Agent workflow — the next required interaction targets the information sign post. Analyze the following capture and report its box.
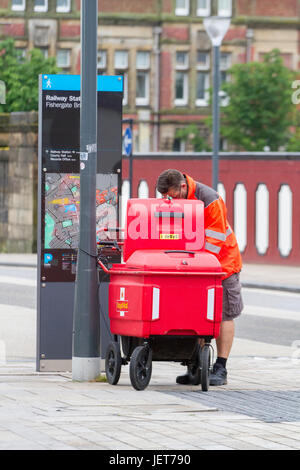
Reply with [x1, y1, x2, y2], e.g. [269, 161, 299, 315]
[37, 74, 123, 372]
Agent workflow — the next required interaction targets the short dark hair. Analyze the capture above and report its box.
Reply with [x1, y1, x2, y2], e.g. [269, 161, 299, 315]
[156, 169, 185, 194]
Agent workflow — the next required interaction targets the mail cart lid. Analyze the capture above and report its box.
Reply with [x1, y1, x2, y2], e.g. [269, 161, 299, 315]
[125, 249, 222, 273]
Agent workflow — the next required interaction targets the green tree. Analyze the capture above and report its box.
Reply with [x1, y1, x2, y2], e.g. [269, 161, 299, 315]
[286, 107, 300, 151]
[175, 123, 210, 151]
[0, 38, 59, 113]
[221, 50, 295, 151]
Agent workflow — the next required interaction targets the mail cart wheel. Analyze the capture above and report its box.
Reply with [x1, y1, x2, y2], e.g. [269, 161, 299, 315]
[105, 341, 122, 385]
[201, 344, 211, 392]
[129, 345, 152, 391]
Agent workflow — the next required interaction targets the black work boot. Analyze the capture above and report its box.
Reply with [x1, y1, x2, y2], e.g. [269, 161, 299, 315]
[209, 362, 228, 386]
[176, 373, 192, 385]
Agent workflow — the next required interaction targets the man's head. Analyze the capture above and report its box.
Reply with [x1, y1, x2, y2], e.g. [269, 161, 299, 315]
[156, 169, 188, 199]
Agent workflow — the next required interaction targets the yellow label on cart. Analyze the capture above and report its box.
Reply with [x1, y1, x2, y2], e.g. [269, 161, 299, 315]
[116, 301, 128, 311]
[160, 234, 180, 240]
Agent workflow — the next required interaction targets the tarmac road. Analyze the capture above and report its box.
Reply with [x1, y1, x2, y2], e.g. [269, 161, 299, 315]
[0, 265, 299, 358]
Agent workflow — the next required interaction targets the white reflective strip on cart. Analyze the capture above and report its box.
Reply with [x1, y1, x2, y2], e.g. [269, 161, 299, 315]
[120, 288, 125, 300]
[152, 288, 160, 320]
[207, 288, 215, 321]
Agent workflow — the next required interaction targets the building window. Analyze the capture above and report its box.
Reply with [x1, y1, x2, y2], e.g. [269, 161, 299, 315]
[175, 51, 189, 106]
[136, 51, 150, 106]
[196, 50, 210, 106]
[114, 50, 128, 70]
[175, 72, 188, 105]
[173, 136, 186, 152]
[12, 0, 26, 11]
[196, 72, 209, 106]
[34, 0, 48, 12]
[56, 0, 71, 12]
[176, 51, 189, 70]
[220, 52, 231, 83]
[57, 49, 71, 69]
[136, 51, 150, 70]
[97, 50, 107, 74]
[114, 50, 128, 106]
[197, 0, 211, 17]
[218, 0, 232, 17]
[197, 51, 210, 70]
[175, 0, 189, 16]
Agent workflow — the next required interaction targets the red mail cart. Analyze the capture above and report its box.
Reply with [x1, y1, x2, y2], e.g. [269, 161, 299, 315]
[97, 197, 223, 391]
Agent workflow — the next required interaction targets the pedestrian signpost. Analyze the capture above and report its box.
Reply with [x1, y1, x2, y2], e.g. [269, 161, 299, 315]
[123, 120, 133, 197]
[123, 127, 133, 157]
[37, 74, 123, 372]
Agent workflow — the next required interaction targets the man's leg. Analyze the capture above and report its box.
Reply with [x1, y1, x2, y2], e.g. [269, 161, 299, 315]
[177, 271, 243, 386]
[209, 320, 235, 386]
[216, 319, 235, 359]
[209, 272, 243, 386]
[201, 321, 234, 387]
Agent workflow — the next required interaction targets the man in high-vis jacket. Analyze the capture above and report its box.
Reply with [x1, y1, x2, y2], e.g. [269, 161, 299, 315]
[156, 169, 244, 386]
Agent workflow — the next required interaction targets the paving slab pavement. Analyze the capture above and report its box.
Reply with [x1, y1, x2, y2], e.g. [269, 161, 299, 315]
[0, 336, 300, 450]
[1, 253, 300, 450]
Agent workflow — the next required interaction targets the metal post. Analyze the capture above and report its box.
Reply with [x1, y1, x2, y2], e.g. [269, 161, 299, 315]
[129, 119, 133, 198]
[212, 45, 220, 191]
[72, 0, 100, 381]
[122, 118, 133, 198]
[153, 26, 162, 152]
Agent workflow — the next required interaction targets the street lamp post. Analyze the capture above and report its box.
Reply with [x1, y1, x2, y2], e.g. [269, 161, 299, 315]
[72, 0, 100, 381]
[204, 16, 231, 191]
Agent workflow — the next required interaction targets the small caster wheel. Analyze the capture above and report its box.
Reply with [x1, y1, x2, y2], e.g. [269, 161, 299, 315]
[105, 341, 122, 385]
[201, 344, 211, 392]
[129, 345, 152, 391]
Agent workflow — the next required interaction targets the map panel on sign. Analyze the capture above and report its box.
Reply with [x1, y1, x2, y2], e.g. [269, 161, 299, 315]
[44, 173, 118, 249]
[45, 173, 80, 249]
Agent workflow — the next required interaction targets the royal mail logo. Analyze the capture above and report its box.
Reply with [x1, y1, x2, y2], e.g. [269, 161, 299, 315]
[117, 287, 128, 316]
[116, 301, 128, 311]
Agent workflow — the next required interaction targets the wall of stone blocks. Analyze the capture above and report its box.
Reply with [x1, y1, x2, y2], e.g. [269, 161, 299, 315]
[0, 112, 38, 253]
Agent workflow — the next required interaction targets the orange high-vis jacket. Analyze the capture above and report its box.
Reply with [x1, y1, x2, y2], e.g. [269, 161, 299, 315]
[184, 174, 242, 279]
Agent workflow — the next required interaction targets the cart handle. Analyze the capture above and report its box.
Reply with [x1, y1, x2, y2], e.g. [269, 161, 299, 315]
[98, 227, 124, 232]
[97, 240, 124, 247]
[97, 259, 224, 277]
[164, 250, 196, 255]
[97, 240, 124, 254]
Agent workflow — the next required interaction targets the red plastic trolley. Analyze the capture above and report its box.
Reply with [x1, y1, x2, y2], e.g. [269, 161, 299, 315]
[98, 197, 224, 391]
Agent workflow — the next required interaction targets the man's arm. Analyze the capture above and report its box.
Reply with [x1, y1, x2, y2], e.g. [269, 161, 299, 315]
[204, 198, 228, 256]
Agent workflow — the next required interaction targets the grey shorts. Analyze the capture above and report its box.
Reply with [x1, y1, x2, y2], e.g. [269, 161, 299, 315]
[222, 272, 244, 321]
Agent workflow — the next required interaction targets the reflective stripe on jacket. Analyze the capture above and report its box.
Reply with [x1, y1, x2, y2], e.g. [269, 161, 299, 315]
[184, 174, 242, 279]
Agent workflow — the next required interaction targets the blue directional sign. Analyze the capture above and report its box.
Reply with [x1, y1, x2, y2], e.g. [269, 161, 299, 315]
[123, 127, 133, 157]
[42, 74, 123, 92]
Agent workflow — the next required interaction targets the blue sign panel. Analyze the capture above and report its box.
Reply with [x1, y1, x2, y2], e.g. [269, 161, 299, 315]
[123, 127, 133, 157]
[42, 74, 123, 92]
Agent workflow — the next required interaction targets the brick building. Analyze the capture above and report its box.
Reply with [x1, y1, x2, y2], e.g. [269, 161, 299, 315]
[1, 0, 300, 152]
